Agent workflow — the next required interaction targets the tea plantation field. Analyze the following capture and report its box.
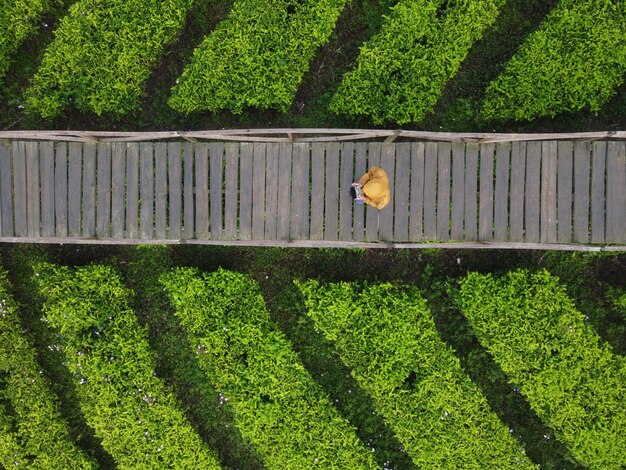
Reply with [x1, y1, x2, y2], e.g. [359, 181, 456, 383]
[1, 245, 625, 469]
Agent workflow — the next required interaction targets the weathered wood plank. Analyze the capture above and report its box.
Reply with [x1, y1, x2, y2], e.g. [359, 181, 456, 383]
[556, 141, 573, 243]
[590, 142, 606, 244]
[606, 141, 626, 243]
[110, 143, 126, 238]
[450, 142, 465, 241]
[139, 142, 154, 240]
[0, 143, 13, 236]
[25, 142, 40, 237]
[365, 142, 381, 241]
[167, 142, 182, 239]
[154, 143, 167, 240]
[573, 141, 590, 243]
[525, 141, 541, 243]
[291, 143, 310, 239]
[478, 143, 494, 241]
[540, 141, 557, 244]
[409, 143, 425, 242]
[209, 142, 224, 240]
[252, 143, 266, 240]
[393, 143, 410, 241]
[276, 143, 292, 240]
[125, 143, 140, 239]
[39, 142, 55, 238]
[324, 143, 340, 240]
[194, 143, 209, 239]
[494, 142, 510, 242]
[224, 143, 239, 239]
[508, 142, 525, 243]
[12, 142, 27, 237]
[96, 143, 112, 237]
[82, 143, 96, 237]
[183, 142, 194, 239]
[423, 142, 438, 240]
[379, 143, 395, 241]
[436, 143, 451, 241]
[67, 142, 82, 237]
[239, 143, 253, 240]
[464, 143, 479, 241]
[264, 143, 279, 240]
[309, 143, 325, 240]
[353, 143, 367, 241]
[339, 143, 354, 241]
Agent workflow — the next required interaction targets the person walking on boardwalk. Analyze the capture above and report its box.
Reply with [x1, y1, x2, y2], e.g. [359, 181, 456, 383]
[351, 166, 390, 209]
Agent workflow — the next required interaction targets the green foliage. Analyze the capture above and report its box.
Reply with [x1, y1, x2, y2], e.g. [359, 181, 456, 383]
[459, 269, 626, 469]
[297, 280, 535, 469]
[169, 0, 348, 113]
[161, 268, 378, 469]
[482, 0, 626, 121]
[0, 268, 95, 469]
[330, 0, 506, 124]
[25, 0, 192, 118]
[35, 262, 221, 469]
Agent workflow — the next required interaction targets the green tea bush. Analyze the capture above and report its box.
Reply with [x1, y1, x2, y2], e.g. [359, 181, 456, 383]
[482, 0, 626, 121]
[0, 268, 95, 469]
[35, 262, 221, 469]
[459, 269, 626, 469]
[169, 0, 348, 113]
[25, 0, 192, 117]
[161, 268, 377, 469]
[297, 280, 535, 469]
[330, 0, 506, 124]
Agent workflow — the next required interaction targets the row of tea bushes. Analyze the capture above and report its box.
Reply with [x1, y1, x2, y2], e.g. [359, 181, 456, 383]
[329, 0, 506, 124]
[35, 263, 221, 469]
[0, 268, 95, 469]
[25, 0, 192, 117]
[169, 0, 348, 113]
[481, 0, 626, 121]
[459, 269, 626, 469]
[161, 268, 378, 469]
[297, 280, 536, 468]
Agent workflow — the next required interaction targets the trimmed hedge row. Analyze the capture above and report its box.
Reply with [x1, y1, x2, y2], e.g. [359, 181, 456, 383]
[330, 0, 506, 124]
[297, 280, 535, 469]
[161, 268, 378, 469]
[169, 0, 348, 113]
[481, 0, 626, 121]
[35, 263, 221, 469]
[0, 268, 95, 469]
[459, 270, 626, 469]
[26, 0, 192, 117]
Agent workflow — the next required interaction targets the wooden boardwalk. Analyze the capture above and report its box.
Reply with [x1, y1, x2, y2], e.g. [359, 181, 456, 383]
[0, 139, 625, 249]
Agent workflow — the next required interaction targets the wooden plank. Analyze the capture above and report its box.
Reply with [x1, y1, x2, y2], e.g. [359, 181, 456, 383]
[67, 142, 82, 237]
[96, 143, 112, 237]
[194, 143, 209, 239]
[309, 143, 325, 240]
[209, 142, 224, 240]
[125, 143, 140, 239]
[54, 143, 68, 237]
[0, 143, 13, 236]
[378, 143, 395, 241]
[39, 142, 55, 237]
[291, 143, 310, 239]
[524, 142, 541, 243]
[540, 141, 557, 244]
[264, 143, 280, 240]
[224, 143, 239, 239]
[252, 143, 266, 240]
[590, 142, 606, 244]
[478, 143, 494, 241]
[508, 142, 525, 243]
[606, 141, 626, 243]
[365, 142, 381, 241]
[154, 143, 167, 239]
[556, 141, 573, 243]
[183, 142, 194, 239]
[12, 142, 27, 237]
[111, 143, 126, 238]
[139, 142, 155, 239]
[450, 142, 465, 241]
[393, 143, 410, 241]
[167, 142, 182, 239]
[494, 142, 510, 241]
[353, 143, 367, 241]
[463, 143, 479, 241]
[573, 141, 591, 243]
[423, 142, 438, 240]
[25, 142, 41, 237]
[436, 143, 451, 241]
[339, 143, 354, 241]
[82, 143, 96, 237]
[239, 143, 253, 240]
[324, 143, 340, 240]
